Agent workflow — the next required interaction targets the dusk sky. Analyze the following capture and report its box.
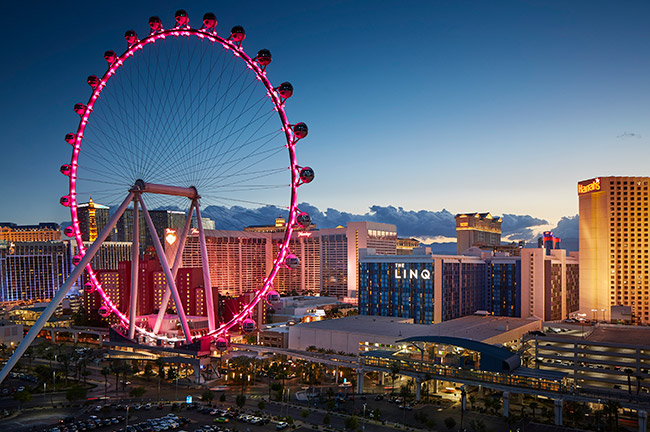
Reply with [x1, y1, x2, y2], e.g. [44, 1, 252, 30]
[1, 1, 649, 238]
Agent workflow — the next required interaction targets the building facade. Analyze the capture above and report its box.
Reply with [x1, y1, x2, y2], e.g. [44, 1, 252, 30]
[0, 223, 61, 242]
[358, 249, 486, 324]
[455, 212, 502, 255]
[77, 198, 110, 241]
[359, 247, 578, 323]
[578, 176, 650, 324]
[0, 241, 72, 301]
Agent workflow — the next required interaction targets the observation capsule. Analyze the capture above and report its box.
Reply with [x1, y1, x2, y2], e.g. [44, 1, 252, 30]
[299, 167, 315, 184]
[293, 123, 308, 140]
[148, 16, 162, 32]
[230, 25, 246, 42]
[72, 254, 83, 266]
[98, 306, 111, 318]
[278, 82, 293, 99]
[241, 318, 256, 333]
[60, 164, 72, 176]
[73, 104, 87, 116]
[256, 49, 272, 66]
[104, 50, 117, 64]
[124, 30, 138, 46]
[215, 337, 228, 351]
[266, 290, 280, 303]
[285, 254, 300, 269]
[65, 133, 77, 144]
[175, 10, 189, 27]
[202, 12, 217, 29]
[64, 226, 75, 237]
[87, 75, 100, 89]
[60, 195, 71, 207]
[296, 212, 311, 228]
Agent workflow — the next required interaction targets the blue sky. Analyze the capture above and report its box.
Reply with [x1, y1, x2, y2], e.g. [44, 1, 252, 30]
[1, 1, 649, 232]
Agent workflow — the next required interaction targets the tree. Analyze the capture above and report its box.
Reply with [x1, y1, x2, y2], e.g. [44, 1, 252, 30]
[101, 366, 111, 398]
[14, 389, 32, 411]
[344, 416, 358, 430]
[66, 385, 88, 402]
[144, 363, 154, 380]
[468, 394, 476, 410]
[624, 368, 634, 394]
[130, 387, 147, 398]
[323, 413, 331, 426]
[326, 399, 336, 411]
[389, 362, 400, 395]
[258, 400, 266, 410]
[443, 417, 456, 431]
[236, 394, 246, 409]
[301, 409, 310, 420]
[219, 393, 226, 403]
[468, 419, 486, 432]
[202, 390, 215, 405]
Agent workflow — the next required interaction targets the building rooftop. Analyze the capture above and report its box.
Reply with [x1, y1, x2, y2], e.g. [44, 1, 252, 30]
[293, 314, 541, 344]
[585, 325, 650, 347]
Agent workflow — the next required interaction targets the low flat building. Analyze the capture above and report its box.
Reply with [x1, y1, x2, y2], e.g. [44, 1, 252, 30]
[288, 314, 541, 354]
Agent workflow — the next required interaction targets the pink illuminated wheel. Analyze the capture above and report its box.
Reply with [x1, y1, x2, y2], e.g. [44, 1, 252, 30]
[60, 11, 313, 344]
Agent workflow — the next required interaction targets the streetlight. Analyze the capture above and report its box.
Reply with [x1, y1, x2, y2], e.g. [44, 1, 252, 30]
[591, 309, 597, 321]
[601, 309, 606, 322]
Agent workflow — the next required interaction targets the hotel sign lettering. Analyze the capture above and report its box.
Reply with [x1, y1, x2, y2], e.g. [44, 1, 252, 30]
[394, 263, 431, 280]
[578, 178, 601, 195]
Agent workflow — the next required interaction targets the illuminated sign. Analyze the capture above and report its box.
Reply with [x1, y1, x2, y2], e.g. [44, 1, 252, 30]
[297, 231, 312, 238]
[394, 263, 431, 280]
[578, 178, 601, 194]
[459, 222, 468, 227]
[165, 228, 177, 245]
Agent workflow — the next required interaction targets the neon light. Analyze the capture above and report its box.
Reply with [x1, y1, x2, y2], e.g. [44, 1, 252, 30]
[297, 232, 312, 238]
[578, 178, 601, 194]
[67, 25, 302, 343]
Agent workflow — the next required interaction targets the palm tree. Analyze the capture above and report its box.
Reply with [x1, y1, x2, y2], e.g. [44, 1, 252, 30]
[389, 362, 400, 395]
[101, 367, 110, 398]
[636, 375, 644, 395]
[623, 368, 634, 394]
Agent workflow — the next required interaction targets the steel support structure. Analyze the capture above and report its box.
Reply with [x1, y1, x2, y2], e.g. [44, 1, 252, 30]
[0, 191, 135, 384]
[138, 195, 193, 344]
[128, 198, 140, 340]
[153, 202, 195, 334]
[194, 203, 216, 331]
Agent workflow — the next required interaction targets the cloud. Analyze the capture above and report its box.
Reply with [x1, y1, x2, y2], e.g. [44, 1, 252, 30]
[202, 203, 551, 242]
[617, 132, 642, 139]
[549, 215, 578, 239]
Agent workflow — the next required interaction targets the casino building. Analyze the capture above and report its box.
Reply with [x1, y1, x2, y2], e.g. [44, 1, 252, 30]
[359, 244, 579, 323]
[578, 176, 650, 324]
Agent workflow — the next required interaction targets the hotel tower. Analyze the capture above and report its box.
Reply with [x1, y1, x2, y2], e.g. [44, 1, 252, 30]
[578, 176, 650, 324]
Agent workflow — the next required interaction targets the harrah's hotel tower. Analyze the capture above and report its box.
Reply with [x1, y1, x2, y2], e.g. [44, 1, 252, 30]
[579, 176, 650, 324]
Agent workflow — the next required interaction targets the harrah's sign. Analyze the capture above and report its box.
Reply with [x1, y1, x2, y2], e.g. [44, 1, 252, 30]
[578, 178, 601, 195]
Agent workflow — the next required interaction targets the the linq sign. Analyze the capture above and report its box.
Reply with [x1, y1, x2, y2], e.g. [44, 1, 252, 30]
[394, 263, 431, 280]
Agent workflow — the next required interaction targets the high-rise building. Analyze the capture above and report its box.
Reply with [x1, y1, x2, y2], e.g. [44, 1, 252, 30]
[0, 223, 61, 242]
[178, 221, 397, 300]
[455, 212, 502, 255]
[578, 176, 650, 324]
[521, 248, 579, 321]
[358, 246, 578, 323]
[358, 249, 486, 324]
[397, 238, 420, 255]
[0, 241, 72, 301]
[117, 208, 186, 249]
[77, 198, 110, 241]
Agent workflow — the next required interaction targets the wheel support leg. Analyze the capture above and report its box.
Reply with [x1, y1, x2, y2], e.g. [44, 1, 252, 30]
[194, 202, 216, 331]
[138, 195, 192, 344]
[0, 191, 135, 384]
[153, 203, 195, 334]
[128, 199, 140, 340]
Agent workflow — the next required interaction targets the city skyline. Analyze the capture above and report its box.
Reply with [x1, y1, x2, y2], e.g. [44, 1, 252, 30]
[1, 1, 649, 234]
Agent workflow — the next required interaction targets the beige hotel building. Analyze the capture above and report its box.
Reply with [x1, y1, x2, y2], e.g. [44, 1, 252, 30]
[578, 176, 650, 324]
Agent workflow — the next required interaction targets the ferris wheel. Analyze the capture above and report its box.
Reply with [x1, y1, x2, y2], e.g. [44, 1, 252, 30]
[55, 10, 314, 345]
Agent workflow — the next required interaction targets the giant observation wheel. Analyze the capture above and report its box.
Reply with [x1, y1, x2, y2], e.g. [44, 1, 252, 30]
[59, 10, 314, 345]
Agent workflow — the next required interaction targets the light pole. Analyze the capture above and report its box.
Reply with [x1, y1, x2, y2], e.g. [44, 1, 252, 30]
[601, 309, 606, 322]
